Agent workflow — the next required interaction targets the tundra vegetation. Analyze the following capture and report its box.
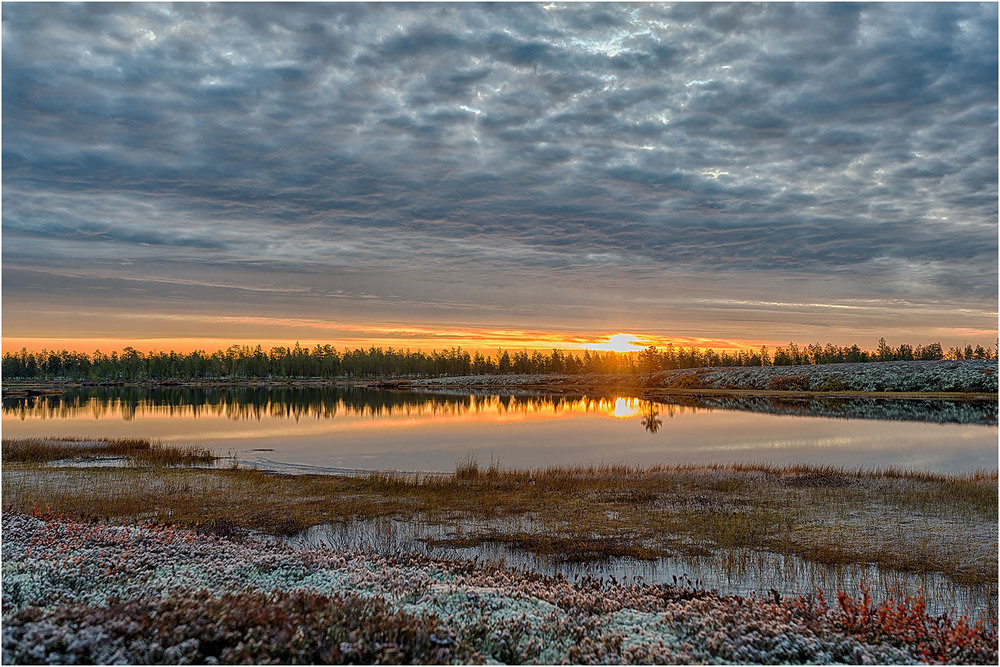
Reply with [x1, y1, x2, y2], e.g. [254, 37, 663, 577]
[4, 439, 995, 591]
[5, 511, 996, 665]
[3, 438, 996, 664]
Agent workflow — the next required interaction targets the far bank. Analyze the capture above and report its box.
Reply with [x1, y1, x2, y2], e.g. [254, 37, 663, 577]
[3, 359, 997, 397]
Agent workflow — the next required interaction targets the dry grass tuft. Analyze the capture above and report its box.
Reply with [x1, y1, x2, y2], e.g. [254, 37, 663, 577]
[2, 437, 216, 466]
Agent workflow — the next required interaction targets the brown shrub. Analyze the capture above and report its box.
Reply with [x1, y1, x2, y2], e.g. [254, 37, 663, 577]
[814, 376, 850, 392]
[670, 373, 710, 389]
[3, 589, 470, 664]
[766, 375, 811, 391]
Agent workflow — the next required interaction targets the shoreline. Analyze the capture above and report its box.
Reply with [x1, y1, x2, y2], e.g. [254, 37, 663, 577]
[3, 387, 998, 404]
[4, 383, 995, 404]
[3, 360, 996, 399]
[5, 370, 996, 429]
[5, 381, 996, 401]
[6, 453, 996, 615]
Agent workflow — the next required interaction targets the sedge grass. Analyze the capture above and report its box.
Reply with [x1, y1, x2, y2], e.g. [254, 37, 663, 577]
[3, 452, 996, 594]
[2, 437, 216, 466]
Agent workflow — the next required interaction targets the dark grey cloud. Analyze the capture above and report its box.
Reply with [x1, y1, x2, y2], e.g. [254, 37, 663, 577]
[2, 2, 996, 344]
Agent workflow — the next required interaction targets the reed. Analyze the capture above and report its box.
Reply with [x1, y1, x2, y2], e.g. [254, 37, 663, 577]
[2, 437, 216, 466]
[425, 533, 666, 562]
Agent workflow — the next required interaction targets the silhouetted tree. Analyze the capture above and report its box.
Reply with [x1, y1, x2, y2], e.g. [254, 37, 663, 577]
[638, 346, 659, 377]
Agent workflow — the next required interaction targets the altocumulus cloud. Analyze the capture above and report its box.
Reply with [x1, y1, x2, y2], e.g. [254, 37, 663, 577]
[2, 2, 997, 345]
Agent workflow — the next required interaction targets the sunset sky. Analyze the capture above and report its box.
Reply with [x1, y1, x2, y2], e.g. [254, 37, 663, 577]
[3, 2, 997, 356]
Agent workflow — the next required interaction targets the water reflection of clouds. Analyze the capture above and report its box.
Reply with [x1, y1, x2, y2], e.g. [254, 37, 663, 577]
[712, 436, 863, 451]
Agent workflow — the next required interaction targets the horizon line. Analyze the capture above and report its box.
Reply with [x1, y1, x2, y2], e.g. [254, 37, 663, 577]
[4, 334, 992, 358]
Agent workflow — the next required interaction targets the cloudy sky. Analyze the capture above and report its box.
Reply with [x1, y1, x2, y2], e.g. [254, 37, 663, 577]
[3, 2, 997, 354]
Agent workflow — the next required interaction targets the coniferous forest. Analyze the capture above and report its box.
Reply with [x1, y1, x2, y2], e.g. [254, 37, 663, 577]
[3, 339, 995, 381]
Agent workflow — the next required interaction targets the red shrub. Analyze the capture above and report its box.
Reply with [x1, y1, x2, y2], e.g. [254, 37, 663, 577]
[832, 586, 997, 664]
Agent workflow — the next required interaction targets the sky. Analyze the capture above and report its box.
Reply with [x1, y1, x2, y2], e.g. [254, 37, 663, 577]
[2, 2, 997, 355]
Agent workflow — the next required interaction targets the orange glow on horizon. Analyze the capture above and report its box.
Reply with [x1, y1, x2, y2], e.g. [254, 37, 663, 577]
[582, 333, 650, 352]
[1, 331, 791, 357]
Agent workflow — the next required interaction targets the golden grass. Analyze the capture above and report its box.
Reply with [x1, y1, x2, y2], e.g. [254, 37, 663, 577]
[2, 437, 216, 466]
[3, 454, 996, 590]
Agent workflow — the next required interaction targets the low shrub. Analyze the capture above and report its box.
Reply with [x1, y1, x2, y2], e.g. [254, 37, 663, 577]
[766, 375, 811, 391]
[670, 373, 710, 389]
[813, 376, 850, 392]
[791, 586, 998, 665]
[2, 590, 469, 665]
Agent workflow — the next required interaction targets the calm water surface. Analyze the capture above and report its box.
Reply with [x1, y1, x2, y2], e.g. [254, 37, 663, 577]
[2, 387, 996, 473]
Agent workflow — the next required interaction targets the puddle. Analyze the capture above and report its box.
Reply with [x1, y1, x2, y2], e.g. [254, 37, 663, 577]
[272, 517, 997, 623]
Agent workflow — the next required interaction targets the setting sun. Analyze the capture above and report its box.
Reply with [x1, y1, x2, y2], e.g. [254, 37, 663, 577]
[583, 333, 650, 353]
[1, 4, 997, 661]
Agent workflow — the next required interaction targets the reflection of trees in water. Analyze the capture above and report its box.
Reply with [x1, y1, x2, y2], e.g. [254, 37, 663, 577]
[2, 388, 995, 426]
[640, 401, 662, 433]
[1, 388, 597, 423]
[3, 388, 465, 422]
[650, 396, 997, 425]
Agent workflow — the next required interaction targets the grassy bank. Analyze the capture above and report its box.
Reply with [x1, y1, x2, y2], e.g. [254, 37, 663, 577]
[4, 439, 995, 594]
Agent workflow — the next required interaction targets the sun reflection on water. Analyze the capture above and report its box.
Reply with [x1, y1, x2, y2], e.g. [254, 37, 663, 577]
[609, 397, 642, 418]
[3, 389, 996, 474]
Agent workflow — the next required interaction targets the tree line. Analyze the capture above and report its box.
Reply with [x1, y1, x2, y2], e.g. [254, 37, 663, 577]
[2, 338, 995, 381]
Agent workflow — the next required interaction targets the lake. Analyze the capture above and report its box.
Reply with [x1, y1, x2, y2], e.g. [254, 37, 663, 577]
[3, 386, 996, 474]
